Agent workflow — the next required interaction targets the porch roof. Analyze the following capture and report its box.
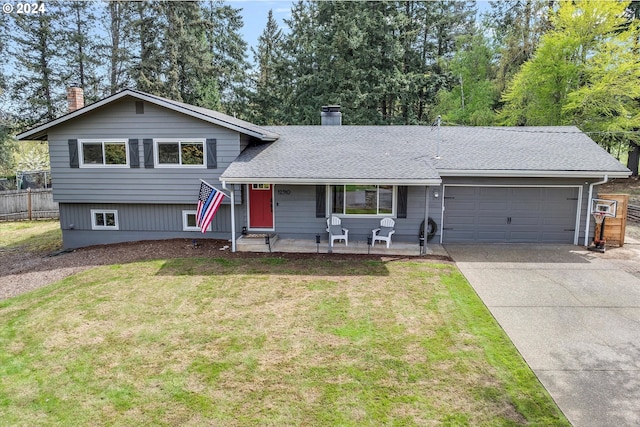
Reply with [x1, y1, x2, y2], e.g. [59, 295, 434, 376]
[220, 126, 442, 185]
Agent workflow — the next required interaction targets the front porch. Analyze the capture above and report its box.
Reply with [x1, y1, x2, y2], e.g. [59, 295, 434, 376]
[236, 234, 448, 257]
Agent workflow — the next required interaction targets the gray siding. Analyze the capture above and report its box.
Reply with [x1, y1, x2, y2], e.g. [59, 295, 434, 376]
[59, 202, 241, 249]
[272, 184, 441, 243]
[48, 96, 242, 204]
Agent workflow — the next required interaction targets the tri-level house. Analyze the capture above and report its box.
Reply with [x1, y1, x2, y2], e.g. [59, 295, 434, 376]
[17, 88, 631, 250]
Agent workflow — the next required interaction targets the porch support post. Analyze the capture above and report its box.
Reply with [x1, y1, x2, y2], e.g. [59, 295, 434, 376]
[423, 186, 430, 255]
[229, 183, 236, 252]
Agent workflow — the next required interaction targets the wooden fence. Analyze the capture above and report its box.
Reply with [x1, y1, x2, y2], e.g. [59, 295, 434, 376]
[0, 189, 59, 221]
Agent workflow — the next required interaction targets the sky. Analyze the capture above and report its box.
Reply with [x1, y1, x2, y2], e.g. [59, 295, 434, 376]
[232, 0, 293, 56]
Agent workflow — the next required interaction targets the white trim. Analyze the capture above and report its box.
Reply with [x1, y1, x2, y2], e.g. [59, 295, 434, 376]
[182, 210, 211, 232]
[438, 169, 630, 179]
[329, 184, 397, 217]
[441, 184, 583, 245]
[247, 183, 275, 231]
[16, 89, 279, 141]
[78, 139, 129, 168]
[154, 138, 206, 168]
[90, 209, 119, 230]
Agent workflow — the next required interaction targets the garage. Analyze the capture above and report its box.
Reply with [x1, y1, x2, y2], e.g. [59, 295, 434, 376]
[442, 186, 580, 243]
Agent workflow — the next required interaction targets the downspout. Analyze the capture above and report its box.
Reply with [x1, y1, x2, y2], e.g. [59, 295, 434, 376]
[222, 181, 236, 252]
[424, 186, 430, 255]
[583, 175, 608, 247]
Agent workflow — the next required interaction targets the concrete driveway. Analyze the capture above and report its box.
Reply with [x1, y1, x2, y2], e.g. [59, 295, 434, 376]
[446, 244, 640, 427]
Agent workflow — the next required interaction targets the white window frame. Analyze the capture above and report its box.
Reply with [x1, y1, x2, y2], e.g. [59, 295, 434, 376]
[182, 210, 211, 232]
[91, 209, 119, 230]
[329, 185, 396, 217]
[154, 139, 206, 168]
[78, 139, 129, 168]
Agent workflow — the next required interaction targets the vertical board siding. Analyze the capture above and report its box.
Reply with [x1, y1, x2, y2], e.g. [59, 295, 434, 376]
[59, 202, 233, 232]
[48, 96, 243, 204]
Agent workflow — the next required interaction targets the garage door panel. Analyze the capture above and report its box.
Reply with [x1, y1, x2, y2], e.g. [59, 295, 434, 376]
[479, 201, 508, 210]
[478, 216, 507, 226]
[443, 186, 578, 244]
[509, 231, 540, 242]
[477, 231, 508, 241]
[511, 217, 541, 226]
[446, 215, 476, 226]
[446, 200, 476, 210]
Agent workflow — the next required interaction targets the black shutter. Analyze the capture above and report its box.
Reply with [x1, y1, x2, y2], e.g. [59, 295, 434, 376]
[143, 139, 154, 168]
[68, 139, 79, 168]
[206, 139, 217, 169]
[316, 185, 326, 218]
[397, 186, 408, 218]
[129, 139, 139, 168]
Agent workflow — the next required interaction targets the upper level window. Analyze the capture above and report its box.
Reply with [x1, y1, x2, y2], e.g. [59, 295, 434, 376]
[331, 185, 395, 216]
[155, 139, 205, 167]
[80, 140, 128, 167]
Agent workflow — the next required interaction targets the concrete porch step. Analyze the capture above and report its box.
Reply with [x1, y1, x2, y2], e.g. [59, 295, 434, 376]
[236, 234, 278, 252]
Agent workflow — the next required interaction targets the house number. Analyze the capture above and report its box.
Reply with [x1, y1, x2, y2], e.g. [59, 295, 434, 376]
[277, 190, 291, 195]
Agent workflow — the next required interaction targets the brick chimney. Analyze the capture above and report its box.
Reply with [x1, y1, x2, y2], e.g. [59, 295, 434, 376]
[321, 105, 342, 125]
[67, 87, 84, 112]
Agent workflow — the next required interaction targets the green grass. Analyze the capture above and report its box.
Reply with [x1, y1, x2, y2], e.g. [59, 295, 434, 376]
[0, 220, 62, 253]
[0, 255, 569, 426]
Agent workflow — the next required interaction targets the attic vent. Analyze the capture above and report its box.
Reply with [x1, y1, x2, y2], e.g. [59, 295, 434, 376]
[321, 105, 341, 126]
[135, 101, 144, 114]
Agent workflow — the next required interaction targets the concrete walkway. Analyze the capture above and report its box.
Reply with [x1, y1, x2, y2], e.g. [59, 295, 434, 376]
[446, 244, 640, 427]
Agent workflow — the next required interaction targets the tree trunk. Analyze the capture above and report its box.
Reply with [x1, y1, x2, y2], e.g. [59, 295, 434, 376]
[628, 141, 640, 176]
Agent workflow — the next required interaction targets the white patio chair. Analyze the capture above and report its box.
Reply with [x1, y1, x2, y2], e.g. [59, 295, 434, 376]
[372, 218, 396, 248]
[326, 216, 349, 247]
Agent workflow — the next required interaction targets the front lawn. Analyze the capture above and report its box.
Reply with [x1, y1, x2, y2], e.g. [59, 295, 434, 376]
[0, 257, 569, 426]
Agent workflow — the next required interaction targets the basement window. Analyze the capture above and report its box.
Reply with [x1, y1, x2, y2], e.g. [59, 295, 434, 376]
[91, 210, 119, 230]
[182, 210, 211, 231]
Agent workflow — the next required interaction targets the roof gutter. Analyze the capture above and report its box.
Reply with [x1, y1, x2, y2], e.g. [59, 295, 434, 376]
[583, 175, 609, 247]
[438, 169, 631, 179]
[218, 177, 443, 186]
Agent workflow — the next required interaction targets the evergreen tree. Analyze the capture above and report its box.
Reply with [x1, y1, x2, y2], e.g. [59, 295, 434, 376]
[203, 1, 250, 116]
[485, 0, 553, 95]
[249, 10, 286, 124]
[10, 4, 64, 125]
[61, 1, 101, 103]
[130, 0, 163, 94]
[102, 0, 135, 94]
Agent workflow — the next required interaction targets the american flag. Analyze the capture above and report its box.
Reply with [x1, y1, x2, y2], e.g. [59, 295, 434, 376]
[196, 181, 226, 234]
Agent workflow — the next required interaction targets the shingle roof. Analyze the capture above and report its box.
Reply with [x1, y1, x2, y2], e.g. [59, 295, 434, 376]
[220, 125, 630, 183]
[432, 126, 629, 173]
[220, 126, 442, 184]
[17, 89, 280, 142]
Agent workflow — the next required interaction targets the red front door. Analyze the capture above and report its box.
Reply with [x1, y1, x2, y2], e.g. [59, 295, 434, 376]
[249, 184, 273, 229]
